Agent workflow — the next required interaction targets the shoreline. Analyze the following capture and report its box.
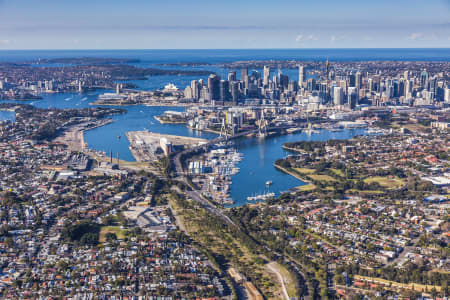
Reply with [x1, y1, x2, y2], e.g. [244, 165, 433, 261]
[90, 101, 192, 107]
[125, 132, 145, 162]
[61, 119, 155, 171]
[145, 103, 192, 107]
[273, 163, 311, 185]
[54, 118, 114, 152]
[281, 145, 304, 153]
[0, 108, 17, 112]
[154, 115, 187, 124]
[78, 118, 115, 151]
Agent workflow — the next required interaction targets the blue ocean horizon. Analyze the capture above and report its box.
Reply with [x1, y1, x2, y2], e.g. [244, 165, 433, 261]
[0, 48, 449, 63]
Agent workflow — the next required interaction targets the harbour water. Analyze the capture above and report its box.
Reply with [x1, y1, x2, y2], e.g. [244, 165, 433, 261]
[84, 105, 217, 161]
[0, 110, 15, 122]
[2, 48, 446, 205]
[0, 93, 216, 162]
[229, 128, 366, 206]
[1, 92, 364, 206]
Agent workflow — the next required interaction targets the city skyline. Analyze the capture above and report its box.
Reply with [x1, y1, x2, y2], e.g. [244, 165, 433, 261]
[0, 0, 449, 49]
[0, 2, 449, 296]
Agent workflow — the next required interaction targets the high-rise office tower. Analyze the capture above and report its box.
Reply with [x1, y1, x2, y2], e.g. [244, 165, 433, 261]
[228, 71, 237, 82]
[444, 86, 450, 103]
[230, 81, 239, 103]
[368, 78, 373, 92]
[393, 80, 399, 98]
[420, 69, 429, 89]
[208, 74, 221, 102]
[429, 76, 437, 95]
[247, 82, 259, 98]
[45, 80, 53, 91]
[436, 81, 445, 101]
[329, 70, 335, 81]
[307, 78, 316, 92]
[251, 70, 261, 81]
[373, 75, 381, 92]
[405, 80, 412, 99]
[349, 72, 356, 87]
[333, 86, 343, 106]
[184, 86, 193, 99]
[288, 81, 298, 92]
[191, 80, 200, 100]
[319, 82, 328, 103]
[355, 71, 362, 89]
[339, 80, 347, 91]
[385, 84, 394, 99]
[241, 68, 248, 80]
[347, 87, 358, 109]
[298, 65, 306, 88]
[241, 68, 248, 89]
[219, 80, 229, 102]
[200, 86, 209, 101]
[279, 74, 289, 91]
[263, 66, 270, 86]
[272, 73, 279, 87]
[403, 70, 409, 80]
[398, 79, 405, 97]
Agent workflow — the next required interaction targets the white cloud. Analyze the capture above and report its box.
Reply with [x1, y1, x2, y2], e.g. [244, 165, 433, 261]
[406, 32, 444, 41]
[295, 35, 304, 42]
[0, 40, 10, 45]
[295, 34, 319, 42]
[406, 32, 423, 40]
[330, 35, 347, 42]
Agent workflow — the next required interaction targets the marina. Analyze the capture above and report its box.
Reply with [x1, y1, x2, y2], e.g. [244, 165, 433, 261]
[247, 192, 275, 202]
[188, 145, 243, 205]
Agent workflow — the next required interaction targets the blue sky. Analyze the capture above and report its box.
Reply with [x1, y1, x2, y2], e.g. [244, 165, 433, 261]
[0, 0, 449, 49]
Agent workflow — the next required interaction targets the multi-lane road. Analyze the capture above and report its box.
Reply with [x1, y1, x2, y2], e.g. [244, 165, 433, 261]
[170, 125, 315, 298]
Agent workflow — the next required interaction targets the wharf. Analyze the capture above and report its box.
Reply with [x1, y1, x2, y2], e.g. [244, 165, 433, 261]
[126, 131, 208, 162]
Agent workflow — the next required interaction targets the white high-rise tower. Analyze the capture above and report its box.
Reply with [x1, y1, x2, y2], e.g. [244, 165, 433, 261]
[298, 65, 306, 88]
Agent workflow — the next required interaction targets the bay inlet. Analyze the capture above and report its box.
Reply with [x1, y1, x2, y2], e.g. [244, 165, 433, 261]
[1, 91, 365, 207]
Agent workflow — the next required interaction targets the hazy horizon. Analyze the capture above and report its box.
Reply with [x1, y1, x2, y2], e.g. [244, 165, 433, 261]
[0, 0, 449, 49]
[0, 47, 449, 51]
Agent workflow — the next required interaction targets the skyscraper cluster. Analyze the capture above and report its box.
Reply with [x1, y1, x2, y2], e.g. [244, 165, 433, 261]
[184, 63, 450, 109]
